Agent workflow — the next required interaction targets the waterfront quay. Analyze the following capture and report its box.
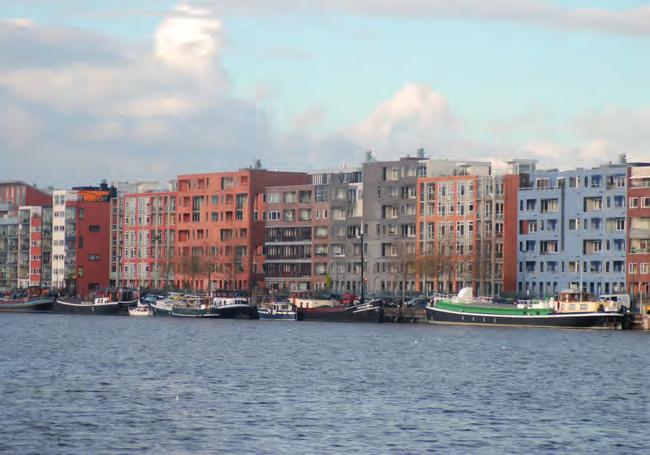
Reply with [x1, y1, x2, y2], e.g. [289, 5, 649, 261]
[3, 154, 650, 323]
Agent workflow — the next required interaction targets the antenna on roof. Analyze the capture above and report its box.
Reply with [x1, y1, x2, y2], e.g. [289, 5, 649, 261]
[365, 150, 374, 162]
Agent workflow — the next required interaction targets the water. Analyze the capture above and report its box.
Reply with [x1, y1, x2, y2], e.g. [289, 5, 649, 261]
[1, 314, 649, 454]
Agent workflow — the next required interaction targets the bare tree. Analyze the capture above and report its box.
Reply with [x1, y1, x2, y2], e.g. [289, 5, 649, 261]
[416, 244, 444, 296]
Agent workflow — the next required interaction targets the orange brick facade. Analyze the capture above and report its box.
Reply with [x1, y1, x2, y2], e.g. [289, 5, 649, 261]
[175, 169, 309, 292]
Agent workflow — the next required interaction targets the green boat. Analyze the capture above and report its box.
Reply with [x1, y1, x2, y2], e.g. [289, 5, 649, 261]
[426, 288, 626, 329]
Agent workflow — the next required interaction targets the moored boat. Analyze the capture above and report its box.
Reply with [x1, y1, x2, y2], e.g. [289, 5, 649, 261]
[149, 292, 183, 317]
[258, 301, 297, 320]
[426, 287, 628, 330]
[170, 295, 221, 318]
[54, 296, 122, 315]
[0, 288, 54, 313]
[54, 288, 134, 315]
[128, 302, 151, 317]
[297, 301, 384, 323]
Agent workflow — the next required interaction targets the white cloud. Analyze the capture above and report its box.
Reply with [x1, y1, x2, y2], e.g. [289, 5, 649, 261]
[154, 4, 224, 75]
[202, 0, 650, 36]
[348, 83, 472, 159]
[0, 6, 257, 186]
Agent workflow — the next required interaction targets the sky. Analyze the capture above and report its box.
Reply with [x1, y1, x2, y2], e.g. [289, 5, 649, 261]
[0, 0, 648, 186]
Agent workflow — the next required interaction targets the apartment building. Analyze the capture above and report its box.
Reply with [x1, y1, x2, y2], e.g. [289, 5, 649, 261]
[51, 184, 115, 296]
[264, 184, 330, 292]
[0, 203, 18, 291]
[627, 163, 650, 305]
[110, 182, 177, 289]
[16, 206, 45, 289]
[317, 169, 364, 295]
[415, 160, 518, 296]
[517, 162, 628, 298]
[363, 155, 423, 296]
[175, 167, 309, 292]
[0, 182, 52, 291]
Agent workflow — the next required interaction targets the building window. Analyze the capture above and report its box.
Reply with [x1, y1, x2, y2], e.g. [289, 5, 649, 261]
[89, 225, 100, 233]
[88, 254, 100, 261]
[78, 237, 84, 249]
[630, 197, 638, 208]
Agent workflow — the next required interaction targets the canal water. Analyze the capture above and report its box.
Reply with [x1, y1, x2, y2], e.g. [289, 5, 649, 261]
[1, 314, 649, 454]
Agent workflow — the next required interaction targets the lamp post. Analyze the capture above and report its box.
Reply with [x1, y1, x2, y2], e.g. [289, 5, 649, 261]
[359, 227, 365, 306]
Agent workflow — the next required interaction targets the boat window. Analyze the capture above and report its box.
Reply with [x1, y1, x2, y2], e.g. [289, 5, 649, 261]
[580, 304, 588, 311]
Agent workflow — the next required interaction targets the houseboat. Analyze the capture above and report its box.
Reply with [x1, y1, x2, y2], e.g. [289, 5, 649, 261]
[0, 288, 54, 312]
[258, 301, 297, 320]
[54, 288, 136, 315]
[426, 287, 628, 329]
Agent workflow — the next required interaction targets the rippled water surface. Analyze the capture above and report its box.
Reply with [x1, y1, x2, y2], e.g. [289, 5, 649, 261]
[1, 313, 649, 454]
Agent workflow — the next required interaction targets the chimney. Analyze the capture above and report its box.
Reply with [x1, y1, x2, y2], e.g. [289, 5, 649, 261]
[417, 148, 425, 159]
[365, 150, 374, 162]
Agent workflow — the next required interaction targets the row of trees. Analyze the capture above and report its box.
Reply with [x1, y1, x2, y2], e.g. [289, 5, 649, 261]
[157, 243, 242, 293]
[392, 240, 495, 297]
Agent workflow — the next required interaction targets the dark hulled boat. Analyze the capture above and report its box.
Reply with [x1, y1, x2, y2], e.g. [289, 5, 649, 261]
[209, 295, 259, 319]
[151, 292, 259, 319]
[150, 300, 174, 317]
[54, 296, 123, 315]
[426, 288, 627, 330]
[0, 289, 54, 313]
[426, 304, 625, 329]
[54, 289, 137, 316]
[297, 302, 383, 323]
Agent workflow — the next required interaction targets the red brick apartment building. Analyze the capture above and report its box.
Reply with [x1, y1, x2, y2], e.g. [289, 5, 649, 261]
[175, 168, 309, 292]
[263, 184, 330, 293]
[112, 189, 177, 289]
[627, 164, 650, 305]
[416, 172, 518, 296]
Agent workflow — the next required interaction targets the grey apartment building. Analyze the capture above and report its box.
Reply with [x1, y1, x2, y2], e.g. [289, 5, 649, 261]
[362, 155, 425, 295]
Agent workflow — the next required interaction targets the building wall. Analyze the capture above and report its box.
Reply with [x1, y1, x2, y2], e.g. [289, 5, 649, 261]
[51, 190, 69, 289]
[627, 165, 650, 307]
[17, 206, 43, 288]
[0, 207, 18, 291]
[52, 187, 114, 296]
[71, 199, 111, 296]
[518, 164, 628, 298]
[264, 184, 317, 292]
[318, 170, 363, 295]
[114, 191, 177, 289]
[0, 182, 51, 214]
[502, 174, 520, 294]
[363, 157, 422, 296]
[175, 169, 309, 292]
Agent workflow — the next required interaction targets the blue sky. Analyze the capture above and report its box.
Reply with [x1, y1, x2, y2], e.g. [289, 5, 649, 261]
[0, 1, 648, 184]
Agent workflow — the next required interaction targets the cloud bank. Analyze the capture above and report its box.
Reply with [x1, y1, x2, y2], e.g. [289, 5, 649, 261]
[206, 0, 650, 36]
[0, 3, 648, 187]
